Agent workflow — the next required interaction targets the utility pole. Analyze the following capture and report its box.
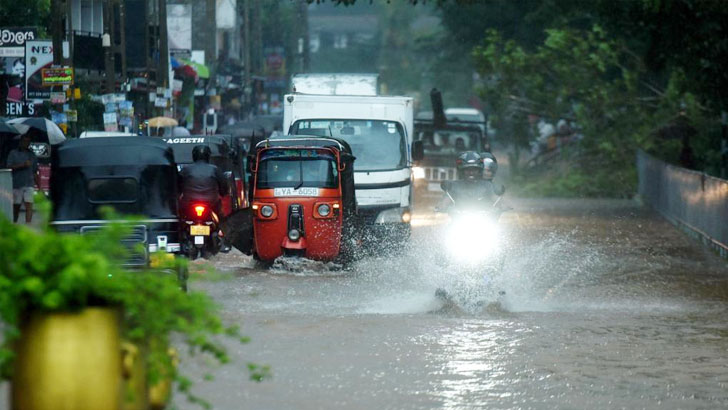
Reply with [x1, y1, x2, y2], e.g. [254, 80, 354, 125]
[206, 0, 216, 85]
[243, 0, 251, 115]
[103, 0, 116, 94]
[158, 0, 169, 90]
[299, 0, 309, 72]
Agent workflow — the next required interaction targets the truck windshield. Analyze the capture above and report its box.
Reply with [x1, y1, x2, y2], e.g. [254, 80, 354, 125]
[291, 119, 406, 171]
[257, 149, 338, 189]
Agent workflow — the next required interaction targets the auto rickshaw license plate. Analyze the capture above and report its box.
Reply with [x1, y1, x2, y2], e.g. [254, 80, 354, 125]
[190, 225, 210, 236]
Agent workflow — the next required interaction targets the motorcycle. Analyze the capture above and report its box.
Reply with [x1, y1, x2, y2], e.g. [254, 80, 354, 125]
[181, 201, 222, 260]
[434, 181, 508, 309]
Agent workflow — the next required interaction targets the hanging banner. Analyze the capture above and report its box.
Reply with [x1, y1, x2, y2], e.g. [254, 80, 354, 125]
[1, 27, 38, 106]
[25, 40, 53, 100]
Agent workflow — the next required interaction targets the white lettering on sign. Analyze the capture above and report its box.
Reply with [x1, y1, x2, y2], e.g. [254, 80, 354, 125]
[164, 137, 205, 144]
[0, 29, 36, 47]
[273, 187, 320, 197]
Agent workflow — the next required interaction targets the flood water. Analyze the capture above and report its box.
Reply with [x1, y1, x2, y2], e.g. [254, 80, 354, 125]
[174, 198, 728, 410]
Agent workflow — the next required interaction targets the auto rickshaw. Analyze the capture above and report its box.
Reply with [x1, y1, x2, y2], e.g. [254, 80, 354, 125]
[49, 137, 187, 285]
[249, 136, 356, 262]
[162, 135, 244, 215]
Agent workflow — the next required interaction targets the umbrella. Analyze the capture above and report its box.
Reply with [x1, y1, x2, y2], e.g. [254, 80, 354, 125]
[148, 117, 178, 128]
[172, 126, 191, 137]
[0, 120, 19, 136]
[7, 117, 66, 145]
[179, 59, 210, 79]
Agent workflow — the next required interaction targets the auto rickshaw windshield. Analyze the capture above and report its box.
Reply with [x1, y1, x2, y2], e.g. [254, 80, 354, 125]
[257, 149, 338, 189]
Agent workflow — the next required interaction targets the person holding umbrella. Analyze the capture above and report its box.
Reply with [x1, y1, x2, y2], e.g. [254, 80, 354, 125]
[7, 134, 39, 223]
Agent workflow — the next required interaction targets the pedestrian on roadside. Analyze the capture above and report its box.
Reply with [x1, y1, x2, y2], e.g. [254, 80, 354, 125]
[7, 134, 39, 223]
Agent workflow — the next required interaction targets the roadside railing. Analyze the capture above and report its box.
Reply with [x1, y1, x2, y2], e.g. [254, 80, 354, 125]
[637, 150, 728, 258]
[1, 169, 11, 220]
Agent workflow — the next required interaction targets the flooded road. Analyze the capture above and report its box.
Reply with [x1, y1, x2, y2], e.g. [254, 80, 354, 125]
[175, 198, 728, 410]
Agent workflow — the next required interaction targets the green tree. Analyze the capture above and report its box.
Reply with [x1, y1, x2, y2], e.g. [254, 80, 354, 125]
[0, 0, 51, 35]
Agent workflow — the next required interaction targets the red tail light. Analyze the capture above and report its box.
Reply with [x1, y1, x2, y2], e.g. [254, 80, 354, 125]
[194, 205, 206, 217]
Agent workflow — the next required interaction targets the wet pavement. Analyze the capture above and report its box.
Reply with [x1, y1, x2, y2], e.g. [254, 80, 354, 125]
[171, 198, 728, 410]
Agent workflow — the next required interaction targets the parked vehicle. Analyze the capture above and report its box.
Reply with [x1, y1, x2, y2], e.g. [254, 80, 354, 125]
[49, 137, 187, 286]
[283, 93, 423, 251]
[248, 136, 356, 263]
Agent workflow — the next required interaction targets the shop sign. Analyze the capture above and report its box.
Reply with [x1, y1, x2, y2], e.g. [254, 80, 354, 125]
[25, 40, 53, 100]
[42, 67, 74, 86]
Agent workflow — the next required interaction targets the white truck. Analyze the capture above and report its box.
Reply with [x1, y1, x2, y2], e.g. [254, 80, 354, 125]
[283, 93, 423, 249]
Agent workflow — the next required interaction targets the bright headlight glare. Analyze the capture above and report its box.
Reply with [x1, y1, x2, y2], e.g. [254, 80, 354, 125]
[260, 205, 274, 217]
[413, 166, 426, 180]
[445, 215, 500, 263]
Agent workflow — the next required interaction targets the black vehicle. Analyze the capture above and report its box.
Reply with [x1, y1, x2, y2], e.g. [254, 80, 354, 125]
[162, 135, 243, 215]
[413, 89, 490, 193]
[49, 137, 187, 285]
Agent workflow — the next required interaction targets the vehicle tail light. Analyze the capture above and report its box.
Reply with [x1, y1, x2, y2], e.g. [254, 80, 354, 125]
[194, 205, 206, 217]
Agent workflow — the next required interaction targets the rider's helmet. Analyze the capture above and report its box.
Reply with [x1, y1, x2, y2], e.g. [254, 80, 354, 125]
[456, 151, 484, 181]
[481, 152, 498, 180]
[192, 145, 211, 162]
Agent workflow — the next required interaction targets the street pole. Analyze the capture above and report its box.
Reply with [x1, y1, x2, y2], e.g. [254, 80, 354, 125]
[103, 0, 116, 94]
[721, 111, 727, 179]
[243, 0, 251, 116]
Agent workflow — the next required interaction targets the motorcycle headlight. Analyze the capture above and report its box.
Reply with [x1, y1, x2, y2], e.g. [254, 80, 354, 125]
[445, 214, 500, 264]
[413, 166, 426, 179]
[260, 205, 274, 218]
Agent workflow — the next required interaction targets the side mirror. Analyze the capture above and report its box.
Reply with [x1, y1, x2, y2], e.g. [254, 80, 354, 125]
[412, 140, 424, 162]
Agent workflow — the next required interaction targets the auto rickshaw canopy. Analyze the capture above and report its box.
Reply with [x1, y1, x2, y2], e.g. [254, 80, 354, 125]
[50, 137, 179, 221]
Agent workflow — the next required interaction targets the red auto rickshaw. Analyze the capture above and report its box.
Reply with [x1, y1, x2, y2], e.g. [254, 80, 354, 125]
[249, 136, 356, 262]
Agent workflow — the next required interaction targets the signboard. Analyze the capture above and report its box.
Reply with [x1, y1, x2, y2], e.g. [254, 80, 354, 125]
[5, 101, 36, 117]
[50, 92, 67, 104]
[167, 4, 191, 52]
[154, 97, 168, 108]
[1, 27, 38, 105]
[25, 40, 54, 100]
[42, 67, 74, 86]
[65, 109, 78, 122]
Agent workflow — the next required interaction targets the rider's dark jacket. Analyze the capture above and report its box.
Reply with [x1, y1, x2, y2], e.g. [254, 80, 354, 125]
[179, 160, 228, 203]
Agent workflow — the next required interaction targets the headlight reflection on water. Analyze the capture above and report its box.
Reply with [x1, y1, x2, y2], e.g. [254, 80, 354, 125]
[434, 322, 522, 408]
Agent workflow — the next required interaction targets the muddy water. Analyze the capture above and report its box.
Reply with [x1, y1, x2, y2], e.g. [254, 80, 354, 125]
[171, 198, 728, 410]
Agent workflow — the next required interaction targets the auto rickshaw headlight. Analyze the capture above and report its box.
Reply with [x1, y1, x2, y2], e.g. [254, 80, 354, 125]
[317, 204, 331, 217]
[288, 229, 301, 241]
[260, 205, 274, 218]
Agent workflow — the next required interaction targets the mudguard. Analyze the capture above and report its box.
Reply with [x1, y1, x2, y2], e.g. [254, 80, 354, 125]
[220, 208, 254, 255]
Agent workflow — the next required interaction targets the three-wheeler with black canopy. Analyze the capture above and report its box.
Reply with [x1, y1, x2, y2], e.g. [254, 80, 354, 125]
[247, 136, 357, 263]
[49, 137, 187, 286]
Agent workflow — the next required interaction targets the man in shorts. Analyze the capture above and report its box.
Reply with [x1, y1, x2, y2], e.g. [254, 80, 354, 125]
[7, 134, 39, 223]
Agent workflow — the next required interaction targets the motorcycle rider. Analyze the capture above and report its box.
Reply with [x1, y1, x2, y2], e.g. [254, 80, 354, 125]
[179, 145, 229, 250]
[438, 151, 505, 210]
